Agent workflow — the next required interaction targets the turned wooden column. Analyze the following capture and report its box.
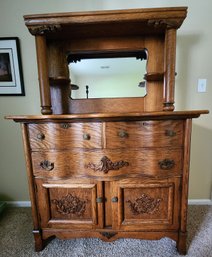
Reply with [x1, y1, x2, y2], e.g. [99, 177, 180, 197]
[163, 28, 177, 111]
[35, 35, 52, 115]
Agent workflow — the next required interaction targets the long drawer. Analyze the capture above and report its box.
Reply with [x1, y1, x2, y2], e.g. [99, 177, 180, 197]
[28, 122, 102, 150]
[31, 148, 182, 179]
[105, 120, 183, 148]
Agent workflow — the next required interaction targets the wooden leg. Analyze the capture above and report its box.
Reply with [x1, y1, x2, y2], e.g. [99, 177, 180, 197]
[33, 230, 44, 252]
[177, 231, 187, 255]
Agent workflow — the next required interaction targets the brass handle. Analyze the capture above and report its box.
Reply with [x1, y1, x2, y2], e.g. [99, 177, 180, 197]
[118, 130, 129, 138]
[60, 123, 71, 129]
[83, 133, 91, 140]
[37, 133, 45, 141]
[158, 159, 175, 170]
[111, 197, 118, 202]
[40, 160, 54, 171]
[165, 130, 176, 137]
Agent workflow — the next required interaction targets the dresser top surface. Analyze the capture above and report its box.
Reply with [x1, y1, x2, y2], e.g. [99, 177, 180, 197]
[6, 110, 209, 123]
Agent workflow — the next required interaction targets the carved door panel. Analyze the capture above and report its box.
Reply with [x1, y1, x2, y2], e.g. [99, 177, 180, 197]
[35, 179, 103, 229]
[111, 178, 180, 230]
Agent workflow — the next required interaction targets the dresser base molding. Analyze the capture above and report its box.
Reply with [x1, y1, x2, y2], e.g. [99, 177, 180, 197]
[35, 229, 186, 254]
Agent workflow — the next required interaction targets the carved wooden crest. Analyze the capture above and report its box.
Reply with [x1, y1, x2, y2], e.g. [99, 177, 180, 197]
[85, 156, 129, 173]
[127, 193, 161, 215]
[28, 24, 61, 35]
[51, 193, 87, 216]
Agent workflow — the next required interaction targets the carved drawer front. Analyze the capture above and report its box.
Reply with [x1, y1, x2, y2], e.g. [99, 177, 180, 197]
[28, 122, 102, 150]
[35, 179, 100, 229]
[31, 148, 182, 178]
[111, 177, 180, 230]
[105, 120, 183, 148]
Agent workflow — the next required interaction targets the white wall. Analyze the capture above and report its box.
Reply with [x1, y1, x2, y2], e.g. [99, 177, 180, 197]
[72, 73, 146, 99]
[0, 0, 211, 201]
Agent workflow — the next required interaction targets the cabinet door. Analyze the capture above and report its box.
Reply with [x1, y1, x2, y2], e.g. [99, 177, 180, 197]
[111, 178, 180, 230]
[35, 179, 102, 229]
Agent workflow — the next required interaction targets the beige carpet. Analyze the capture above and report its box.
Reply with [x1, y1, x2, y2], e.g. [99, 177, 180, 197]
[0, 205, 211, 257]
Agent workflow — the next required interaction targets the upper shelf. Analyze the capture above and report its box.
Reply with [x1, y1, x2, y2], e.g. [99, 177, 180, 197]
[24, 7, 187, 38]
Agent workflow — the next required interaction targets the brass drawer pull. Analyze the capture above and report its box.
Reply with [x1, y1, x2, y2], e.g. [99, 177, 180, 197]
[111, 197, 118, 203]
[85, 156, 129, 173]
[158, 159, 175, 170]
[83, 133, 91, 140]
[165, 130, 176, 137]
[60, 123, 71, 129]
[40, 160, 54, 171]
[37, 132, 45, 141]
[118, 130, 129, 138]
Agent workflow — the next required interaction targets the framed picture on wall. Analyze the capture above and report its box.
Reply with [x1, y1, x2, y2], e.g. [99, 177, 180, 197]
[0, 37, 25, 96]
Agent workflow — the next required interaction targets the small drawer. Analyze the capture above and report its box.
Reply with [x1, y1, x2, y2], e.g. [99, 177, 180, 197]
[105, 120, 183, 148]
[28, 122, 102, 150]
[31, 148, 182, 179]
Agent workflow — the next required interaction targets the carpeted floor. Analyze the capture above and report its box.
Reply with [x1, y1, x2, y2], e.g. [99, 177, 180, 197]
[0, 205, 211, 257]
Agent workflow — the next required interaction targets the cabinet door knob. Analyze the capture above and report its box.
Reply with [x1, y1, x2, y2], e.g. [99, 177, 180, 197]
[165, 130, 176, 137]
[83, 133, 91, 140]
[111, 197, 118, 202]
[37, 132, 45, 140]
[158, 159, 175, 170]
[96, 197, 104, 203]
[40, 160, 54, 171]
[118, 130, 129, 138]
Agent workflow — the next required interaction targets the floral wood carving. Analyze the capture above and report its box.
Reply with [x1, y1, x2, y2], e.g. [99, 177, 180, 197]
[28, 24, 61, 35]
[51, 193, 87, 216]
[85, 156, 129, 174]
[127, 193, 161, 215]
[148, 19, 182, 29]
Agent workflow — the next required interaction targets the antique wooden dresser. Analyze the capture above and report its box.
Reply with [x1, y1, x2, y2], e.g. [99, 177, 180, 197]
[7, 7, 208, 254]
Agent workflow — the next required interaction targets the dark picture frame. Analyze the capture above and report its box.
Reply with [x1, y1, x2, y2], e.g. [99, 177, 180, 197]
[0, 37, 25, 96]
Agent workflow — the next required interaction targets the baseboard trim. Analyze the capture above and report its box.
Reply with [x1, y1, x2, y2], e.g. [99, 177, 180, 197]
[6, 201, 31, 207]
[188, 199, 212, 205]
[5, 199, 212, 207]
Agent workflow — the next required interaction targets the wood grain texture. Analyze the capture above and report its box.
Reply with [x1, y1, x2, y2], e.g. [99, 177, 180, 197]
[69, 98, 145, 114]
[24, 8, 187, 114]
[105, 120, 183, 148]
[35, 178, 99, 229]
[163, 29, 177, 111]
[31, 148, 182, 179]
[42, 229, 179, 242]
[21, 124, 48, 251]
[144, 36, 164, 112]
[28, 122, 102, 149]
[35, 36, 52, 115]
[24, 7, 187, 38]
[6, 110, 209, 122]
[114, 177, 180, 230]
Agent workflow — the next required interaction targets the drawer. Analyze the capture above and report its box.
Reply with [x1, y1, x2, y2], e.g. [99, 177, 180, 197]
[28, 122, 102, 150]
[105, 120, 183, 148]
[31, 148, 182, 179]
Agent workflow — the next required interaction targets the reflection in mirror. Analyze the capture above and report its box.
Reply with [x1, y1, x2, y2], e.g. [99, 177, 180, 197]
[69, 57, 147, 99]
